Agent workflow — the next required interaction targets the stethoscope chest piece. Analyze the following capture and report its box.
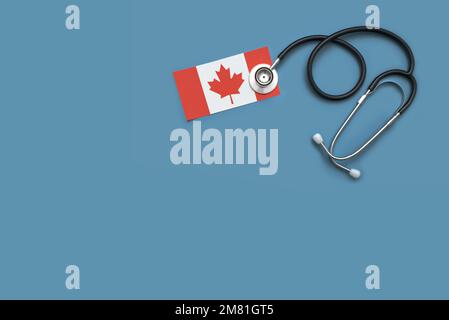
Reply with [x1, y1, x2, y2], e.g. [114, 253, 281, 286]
[249, 64, 279, 94]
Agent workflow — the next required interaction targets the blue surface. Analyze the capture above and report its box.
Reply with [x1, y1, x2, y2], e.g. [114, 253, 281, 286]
[0, 0, 447, 299]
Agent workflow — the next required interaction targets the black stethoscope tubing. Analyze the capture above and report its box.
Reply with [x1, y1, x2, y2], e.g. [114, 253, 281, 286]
[274, 26, 417, 114]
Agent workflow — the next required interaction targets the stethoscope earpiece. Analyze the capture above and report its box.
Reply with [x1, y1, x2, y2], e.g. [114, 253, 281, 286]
[312, 133, 361, 179]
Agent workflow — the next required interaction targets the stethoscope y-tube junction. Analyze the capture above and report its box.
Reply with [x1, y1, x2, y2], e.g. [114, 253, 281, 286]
[269, 26, 417, 179]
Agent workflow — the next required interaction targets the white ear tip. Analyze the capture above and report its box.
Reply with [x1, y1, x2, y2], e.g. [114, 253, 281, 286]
[349, 169, 361, 179]
[312, 133, 323, 145]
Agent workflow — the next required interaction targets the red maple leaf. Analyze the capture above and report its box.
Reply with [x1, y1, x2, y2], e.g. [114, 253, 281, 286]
[208, 65, 244, 104]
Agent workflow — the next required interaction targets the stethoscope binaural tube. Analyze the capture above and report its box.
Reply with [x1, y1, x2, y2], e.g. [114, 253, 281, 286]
[252, 26, 417, 179]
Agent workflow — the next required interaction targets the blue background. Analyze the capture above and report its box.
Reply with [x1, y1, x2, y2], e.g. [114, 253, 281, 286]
[0, 0, 447, 299]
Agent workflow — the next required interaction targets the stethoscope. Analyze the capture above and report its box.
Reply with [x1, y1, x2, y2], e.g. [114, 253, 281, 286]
[248, 26, 417, 179]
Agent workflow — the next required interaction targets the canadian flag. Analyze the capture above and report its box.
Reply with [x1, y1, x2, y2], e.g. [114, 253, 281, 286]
[173, 47, 280, 120]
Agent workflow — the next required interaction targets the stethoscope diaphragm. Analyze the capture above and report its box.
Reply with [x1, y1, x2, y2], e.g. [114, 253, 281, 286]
[249, 64, 278, 95]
